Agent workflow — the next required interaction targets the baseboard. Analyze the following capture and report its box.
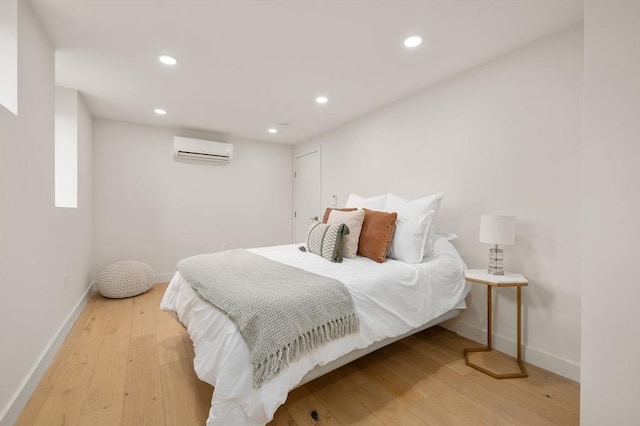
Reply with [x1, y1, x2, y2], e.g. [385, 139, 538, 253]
[154, 272, 174, 283]
[443, 320, 580, 382]
[0, 282, 96, 426]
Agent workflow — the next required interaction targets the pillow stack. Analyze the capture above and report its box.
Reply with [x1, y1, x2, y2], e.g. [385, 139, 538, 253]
[325, 209, 365, 258]
[382, 192, 444, 262]
[344, 194, 397, 263]
[344, 193, 386, 210]
[308, 191, 444, 264]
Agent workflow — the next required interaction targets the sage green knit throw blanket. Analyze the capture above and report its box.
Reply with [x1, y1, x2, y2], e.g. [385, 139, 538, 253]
[177, 249, 359, 388]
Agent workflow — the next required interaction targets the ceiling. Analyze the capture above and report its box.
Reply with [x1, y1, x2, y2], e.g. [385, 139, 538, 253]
[30, 0, 583, 145]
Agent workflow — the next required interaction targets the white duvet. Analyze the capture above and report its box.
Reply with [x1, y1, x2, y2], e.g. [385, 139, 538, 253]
[160, 235, 469, 425]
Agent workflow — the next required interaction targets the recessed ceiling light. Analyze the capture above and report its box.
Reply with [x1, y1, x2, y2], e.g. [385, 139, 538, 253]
[154, 108, 167, 115]
[404, 36, 422, 48]
[268, 128, 278, 134]
[315, 96, 328, 104]
[158, 55, 177, 65]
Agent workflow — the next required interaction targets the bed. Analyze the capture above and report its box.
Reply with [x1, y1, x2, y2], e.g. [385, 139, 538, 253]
[160, 233, 469, 425]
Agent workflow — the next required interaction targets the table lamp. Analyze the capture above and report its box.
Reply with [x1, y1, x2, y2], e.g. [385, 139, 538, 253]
[479, 214, 515, 275]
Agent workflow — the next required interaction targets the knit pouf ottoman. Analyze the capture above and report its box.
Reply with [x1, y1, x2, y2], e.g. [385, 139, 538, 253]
[98, 261, 154, 298]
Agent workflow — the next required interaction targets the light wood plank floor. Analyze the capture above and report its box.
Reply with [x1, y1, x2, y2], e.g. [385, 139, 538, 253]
[16, 284, 579, 426]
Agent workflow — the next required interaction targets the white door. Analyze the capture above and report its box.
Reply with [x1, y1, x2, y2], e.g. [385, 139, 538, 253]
[294, 149, 321, 243]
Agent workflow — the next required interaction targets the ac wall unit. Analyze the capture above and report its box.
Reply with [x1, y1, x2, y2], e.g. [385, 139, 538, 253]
[173, 137, 234, 163]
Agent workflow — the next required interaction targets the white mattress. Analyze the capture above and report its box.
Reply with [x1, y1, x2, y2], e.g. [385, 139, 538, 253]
[160, 234, 469, 425]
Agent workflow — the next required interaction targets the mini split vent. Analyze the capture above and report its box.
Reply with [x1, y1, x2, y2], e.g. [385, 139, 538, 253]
[173, 137, 234, 163]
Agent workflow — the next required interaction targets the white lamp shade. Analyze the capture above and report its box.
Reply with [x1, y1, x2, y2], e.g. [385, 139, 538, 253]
[479, 214, 516, 245]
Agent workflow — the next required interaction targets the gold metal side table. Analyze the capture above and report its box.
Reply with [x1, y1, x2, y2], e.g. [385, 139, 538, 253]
[463, 269, 528, 379]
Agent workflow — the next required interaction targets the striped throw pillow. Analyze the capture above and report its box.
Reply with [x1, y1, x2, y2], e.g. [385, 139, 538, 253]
[306, 220, 350, 263]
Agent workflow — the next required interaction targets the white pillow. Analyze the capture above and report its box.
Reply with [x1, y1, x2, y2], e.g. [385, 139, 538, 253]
[327, 209, 365, 259]
[384, 192, 445, 258]
[436, 232, 458, 241]
[387, 210, 435, 263]
[345, 193, 387, 210]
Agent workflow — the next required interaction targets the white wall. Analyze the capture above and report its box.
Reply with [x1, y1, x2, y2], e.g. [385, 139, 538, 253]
[0, 1, 93, 424]
[296, 25, 583, 380]
[581, 1, 640, 424]
[92, 119, 293, 280]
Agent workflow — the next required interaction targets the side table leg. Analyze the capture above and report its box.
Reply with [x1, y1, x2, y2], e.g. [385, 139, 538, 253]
[487, 285, 492, 349]
[517, 286, 522, 361]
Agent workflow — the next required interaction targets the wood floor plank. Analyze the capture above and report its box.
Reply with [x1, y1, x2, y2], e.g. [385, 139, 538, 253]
[466, 368, 579, 425]
[306, 373, 384, 425]
[51, 298, 114, 392]
[160, 359, 209, 426]
[196, 378, 214, 412]
[279, 385, 341, 426]
[334, 368, 425, 426]
[14, 348, 73, 426]
[18, 283, 579, 426]
[399, 341, 554, 425]
[60, 295, 101, 353]
[355, 356, 470, 425]
[406, 396, 474, 426]
[33, 385, 87, 426]
[404, 333, 472, 375]
[83, 297, 133, 413]
[78, 402, 123, 426]
[355, 357, 425, 405]
[156, 314, 189, 366]
[15, 295, 104, 426]
[130, 289, 157, 338]
[122, 334, 165, 426]
[508, 362, 581, 409]
[377, 344, 510, 425]
[270, 407, 297, 425]
[182, 333, 195, 360]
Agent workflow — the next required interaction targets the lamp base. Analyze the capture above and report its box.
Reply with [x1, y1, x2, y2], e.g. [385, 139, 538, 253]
[488, 246, 504, 275]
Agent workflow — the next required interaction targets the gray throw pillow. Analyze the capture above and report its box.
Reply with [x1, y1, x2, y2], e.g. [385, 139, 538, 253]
[306, 220, 349, 263]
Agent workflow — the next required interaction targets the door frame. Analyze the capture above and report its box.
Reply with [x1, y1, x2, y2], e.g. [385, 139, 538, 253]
[292, 146, 322, 243]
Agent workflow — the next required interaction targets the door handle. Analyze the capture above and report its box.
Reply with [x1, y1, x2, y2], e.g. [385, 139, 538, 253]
[309, 216, 318, 221]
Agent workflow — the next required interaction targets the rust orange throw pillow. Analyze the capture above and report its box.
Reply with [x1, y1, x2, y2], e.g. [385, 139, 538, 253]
[357, 209, 397, 263]
[322, 207, 357, 223]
